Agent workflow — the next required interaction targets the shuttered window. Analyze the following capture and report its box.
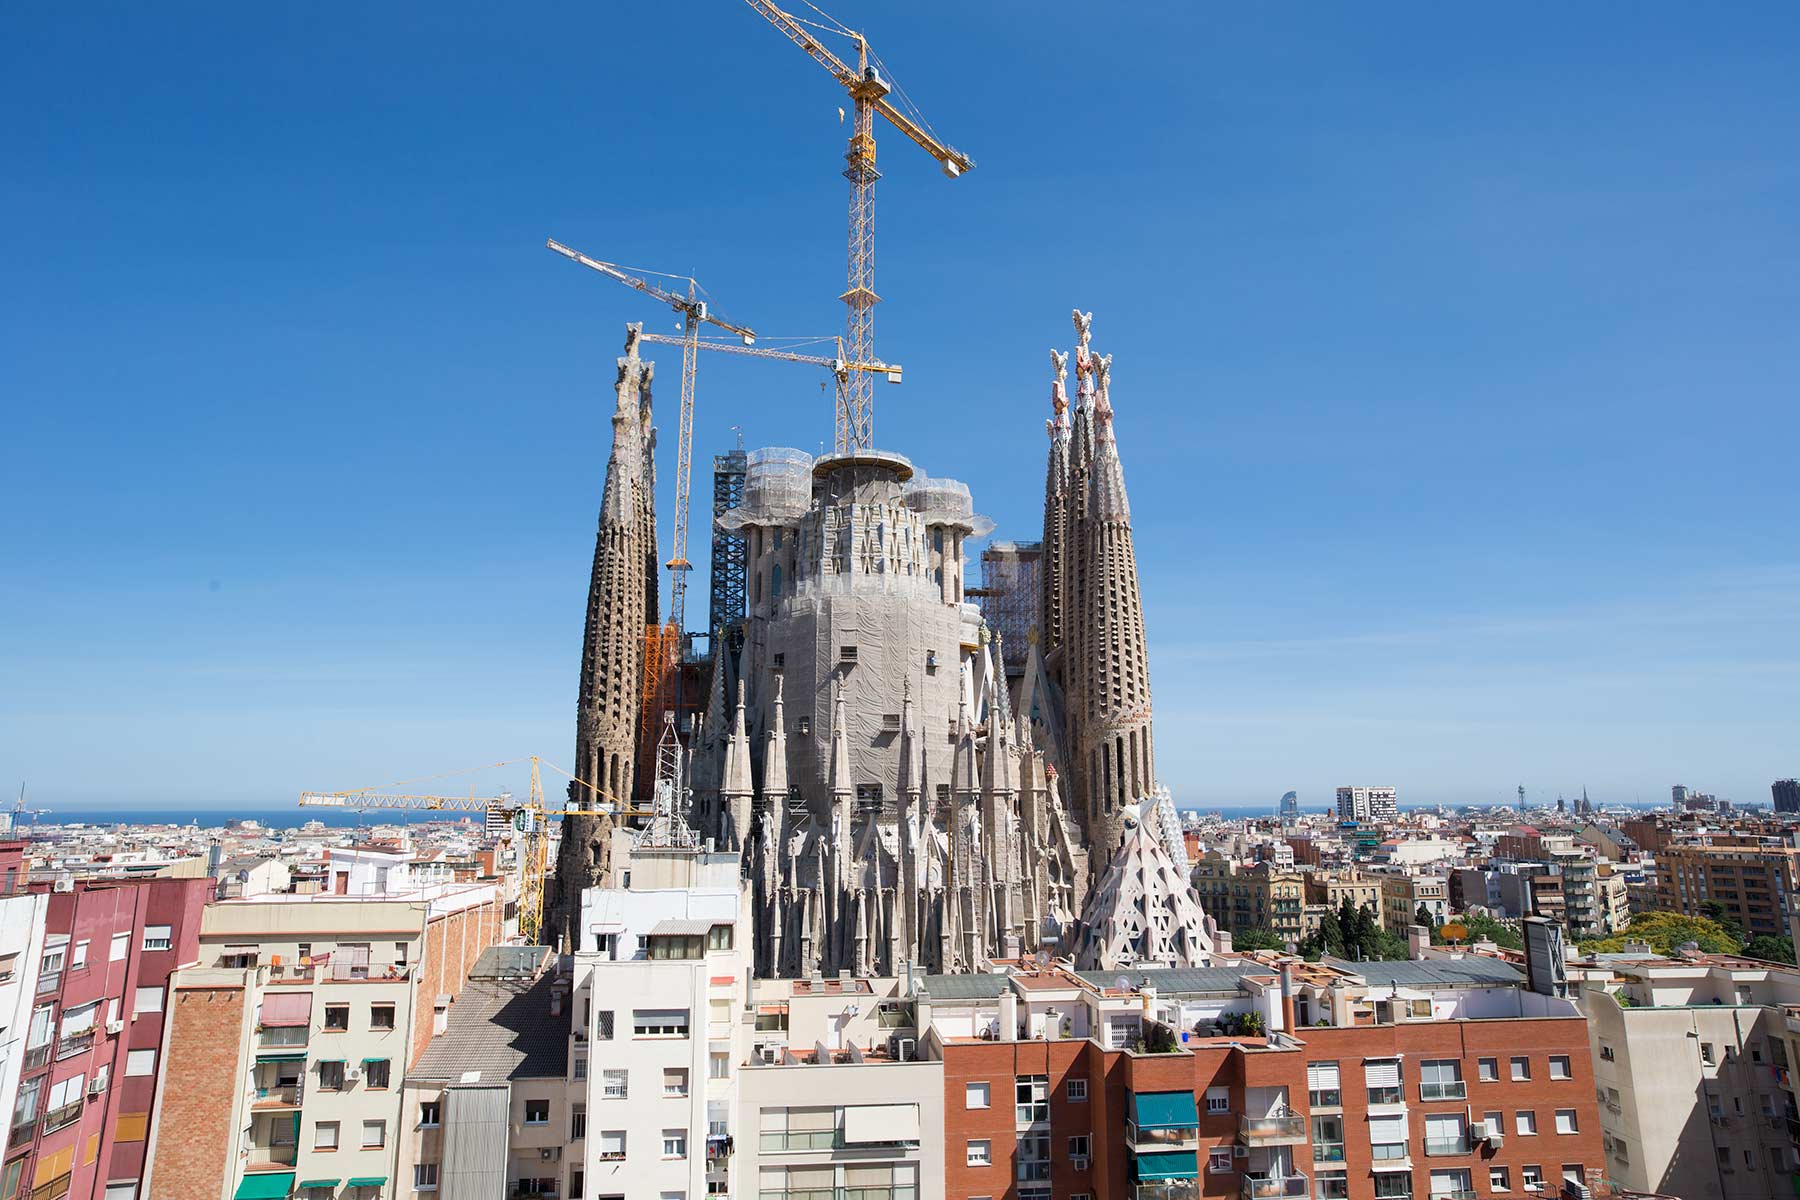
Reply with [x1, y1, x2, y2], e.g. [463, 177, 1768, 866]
[1370, 1114, 1409, 1145]
[1308, 1063, 1341, 1091]
[1365, 1060, 1402, 1089]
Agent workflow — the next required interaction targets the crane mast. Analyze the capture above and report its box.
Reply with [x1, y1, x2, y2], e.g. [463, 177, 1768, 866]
[741, 1, 972, 453]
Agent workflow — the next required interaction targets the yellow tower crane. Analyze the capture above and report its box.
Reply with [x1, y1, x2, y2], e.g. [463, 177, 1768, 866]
[741, 0, 974, 453]
[299, 757, 650, 946]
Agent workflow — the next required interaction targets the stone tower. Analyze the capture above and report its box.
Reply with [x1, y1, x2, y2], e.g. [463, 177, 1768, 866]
[1041, 310, 1157, 859]
[551, 324, 655, 948]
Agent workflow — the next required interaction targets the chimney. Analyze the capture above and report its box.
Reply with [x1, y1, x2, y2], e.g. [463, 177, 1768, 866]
[1408, 924, 1430, 961]
[915, 989, 932, 1035]
[998, 987, 1020, 1040]
[1279, 962, 1297, 1034]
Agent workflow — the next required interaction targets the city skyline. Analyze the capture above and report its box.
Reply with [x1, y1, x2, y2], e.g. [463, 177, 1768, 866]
[4, 2, 1796, 810]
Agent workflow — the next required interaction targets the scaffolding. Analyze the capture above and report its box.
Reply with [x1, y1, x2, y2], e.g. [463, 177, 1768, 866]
[709, 447, 748, 657]
[973, 540, 1042, 672]
[636, 622, 679, 806]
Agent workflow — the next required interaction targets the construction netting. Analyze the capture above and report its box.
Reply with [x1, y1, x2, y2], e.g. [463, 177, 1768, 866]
[715, 447, 813, 531]
[900, 472, 995, 536]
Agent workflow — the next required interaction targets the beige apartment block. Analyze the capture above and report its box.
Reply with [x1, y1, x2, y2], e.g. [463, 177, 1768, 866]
[144, 879, 501, 1200]
[1577, 953, 1800, 1200]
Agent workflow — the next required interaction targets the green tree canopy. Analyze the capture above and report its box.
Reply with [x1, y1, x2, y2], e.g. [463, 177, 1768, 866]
[1578, 911, 1742, 957]
[1741, 934, 1795, 964]
[1230, 927, 1289, 952]
[1437, 911, 1524, 951]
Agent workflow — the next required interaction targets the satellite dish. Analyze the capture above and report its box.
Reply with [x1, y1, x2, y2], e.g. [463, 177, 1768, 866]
[1114, 975, 1131, 993]
[1034, 949, 1050, 969]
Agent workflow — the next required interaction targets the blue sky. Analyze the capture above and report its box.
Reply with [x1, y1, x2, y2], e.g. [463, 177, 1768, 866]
[3, 3, 1796, 813]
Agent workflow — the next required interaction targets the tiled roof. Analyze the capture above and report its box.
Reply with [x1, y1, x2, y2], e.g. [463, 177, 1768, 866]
[411, 974, 568, 1081]
[1076, 965, 1259, 994]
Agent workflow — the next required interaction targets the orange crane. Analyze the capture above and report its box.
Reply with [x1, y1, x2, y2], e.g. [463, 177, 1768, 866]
[299, 757, 650, 946]
[545, 237, 755, 638]
[742, 0, 974, 453]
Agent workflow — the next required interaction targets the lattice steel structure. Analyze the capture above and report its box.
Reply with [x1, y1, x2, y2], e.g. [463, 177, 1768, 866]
[709, 447, 749, 652]
[974, 540, 1042, 672]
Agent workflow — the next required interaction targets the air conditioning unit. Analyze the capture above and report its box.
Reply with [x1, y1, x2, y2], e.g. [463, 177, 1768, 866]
[344, 1067, 362, 1083]
[105, 1020, 126, 1036]
[539, 1148, 561, 1162]
[895, 1038, 916, 1062]
[1071, 1156, 1089, 1171]
[1233, 1145, 1249, 1160]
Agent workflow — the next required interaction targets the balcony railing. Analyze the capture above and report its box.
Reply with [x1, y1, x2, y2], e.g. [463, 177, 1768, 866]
[1420, 1082, 1466, 1102]
[1239, 1113, 1308, 1146]
[1371, 1143, 1409, 1162]
[757, 1190, 917, 1200]
[36, 972, 61, 997]
[1241, 1175, 1308, 1200]
[8, 1121, 36, 1149]
[55, 1031, 94, 1060]
[1129, 1123, 1201, 1150]
[252, 1085, 304, 1107]
[1133, 1182, 1201, 1200]
[706, 1134, 735, 1160]
[1424, 1138, 1468, 1157]
[1429, 1191, 1477, 1200]
[22, 1044, 51, 1072]
[759, 1130, 840, 1151]
[42, 1102, 82, 1133]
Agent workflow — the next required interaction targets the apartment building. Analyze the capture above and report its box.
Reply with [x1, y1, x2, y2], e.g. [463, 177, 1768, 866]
[1379, 876, 1449, 933]
[1336, 789, 1398, 825]
[144, 876, 501, 1200]
[398, 947, 575, 1200]
[1190, 861, 1306, 943]
[739, 976, 942, 1200]
[6, 877, 209, 1200]
[1303, 874, 1385, 932]
[0, 893, 49, 1172]
[568, 841, 751, 1200]
[1648, 838, 1800, 942]
[1576, 952, 1800, 1199]
[918, 954, 1602, 1200]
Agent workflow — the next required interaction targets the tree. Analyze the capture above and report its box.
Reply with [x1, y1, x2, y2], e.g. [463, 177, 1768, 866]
[1699, 900, 1746, 943]
[1440, 911, 1523, 951]
[1231, 927, 1288, 952]
[1578, 911, 1742, 957]
[1415, 904, 1436, 931]
[1741, 934, 1795, 964]
[1316, 911, 1345, 958]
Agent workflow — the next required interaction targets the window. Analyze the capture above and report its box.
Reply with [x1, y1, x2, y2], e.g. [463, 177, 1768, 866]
[365, 1059, 391, 1088]
[1373, 1175, 1413, 1200]
[567, 1171, 583, 1200]
[661, 1129, 687, 1159]
[1477, 1058, 1498, 1082]
[707, 924, 733, 951]
[1560, 1167, 1584, 1188]
[1516, 1111, 1537, 1135]
[1427, 1170, 1471, 1199]
[1205, 1086, 1230, 1114]
[125, 1049, 155, 1077]
[1316, 1177, 1349, 1200]
[1066, 1078, 1088, 1102]
[362, 1120, 385, 1148]
[324, 1005, 349, 1030]
[142, 925, 172, 952]
[708, 1052, 728, 1080]
[1482, 1112, 1503, 1139]
[1208, 1148, 1234, 1174]
[1510, 1056, 1530, 1081]
[1554, 1110, 1577, 1135]
[1370, 1114, 1409, 1160]
[420, 1101, 441, 1128]
[525, 1098, 550, 1125]
[1424, 1113, 1466, 1155]
[133, 987, 164, 1015]
[103, 1184, 137, 1200]
[1068, 1135, 1090, 1160]
[1700, 1042, 1715, 1064]
[413, 1165, 438, 1193]
[596, 1131, 626, 1161]
[601, 1069, 628, 1099]
[967, 1140, 992, 1167]
[1366, 1059, 1403, 1105]
[574, 1058, 587, 1082]
[1522, 1167, 1543, 1193]
[1549, 1055, 1571, 1080]
[1, 1160, 23, 1200]
[319, 1060, 346, 1091]
[1420, 1060, 1465, 1101]
[370, 1004, 395, 1030]
[1313, 1115, 1345, 1163]
[1308, 1061, 1342, 1107]
[1490, 1169, 1510, 1192]
[1015, 1075, 1049, 1123]
[569, 1105, 586, 1141]
[315, 1122, 339, 1150]
[633, 1009, 689, 1038]
[965, 1082, 990, 1109]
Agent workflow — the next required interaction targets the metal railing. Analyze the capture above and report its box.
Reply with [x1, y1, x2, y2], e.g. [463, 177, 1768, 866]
[1241, 1175, 1308, 1200]
[1420, 1082, 1466, 1102]
[1429, 1191, 1476, 1200]
[22, 1044, 51, 1071]
[253, 1084, 304, 1106]
[54, 1031, 94, 1060]
[1129, 1123, 1201, 1149]
[1424, 1138, 1467, 1157]
[8, 1121, 36, 1149]
[42, 1102, 82, 1133]
[706, 1134, 735, 1159]
[758, 1190, 917, 1200]
[1239, 1113, 1307, 1142]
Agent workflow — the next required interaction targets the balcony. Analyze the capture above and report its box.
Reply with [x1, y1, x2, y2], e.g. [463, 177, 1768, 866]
[1419, 1082, 1466, 1102]
[8, 1121, 35, 1149]
[1241, 1176, 1308, 1200]
[1424, 1138, 1468, 1157]
[1238, 1113, 1308, 1147]
[55, 1031, 95, 1060]
[1134, 1182, 1202, 1200]
[706, 1134, 735, 1160]
[252, 1084, 304, 1109]
[1429, 1192, 1477, 1200]
[1130, 1124, 1200, 1151]
[42, 1102, 82, 1133]
[759, 1130, 840, 1151]
[22, 1044, 51, 1072]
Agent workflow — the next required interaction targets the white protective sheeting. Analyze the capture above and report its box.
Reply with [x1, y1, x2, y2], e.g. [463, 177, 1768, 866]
[841, 1103, 919, 1145]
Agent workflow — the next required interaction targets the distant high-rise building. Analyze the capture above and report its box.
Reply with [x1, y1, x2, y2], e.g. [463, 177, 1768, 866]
[1774, 778, 1799, 814]
[1279, 790, 1299, 826]
[1670, 784, 1688, 808]
[1336, 786, 1397, 823]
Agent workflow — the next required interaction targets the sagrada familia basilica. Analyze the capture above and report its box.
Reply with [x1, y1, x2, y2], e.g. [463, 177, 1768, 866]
[551, 312, 1218, 976]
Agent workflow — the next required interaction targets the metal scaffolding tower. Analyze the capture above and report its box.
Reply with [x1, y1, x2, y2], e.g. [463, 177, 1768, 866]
[709, 446, 749, 658]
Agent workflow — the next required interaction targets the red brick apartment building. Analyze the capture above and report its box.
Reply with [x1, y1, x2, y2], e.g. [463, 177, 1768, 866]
[4, 878, 211, 1200]
[922, 955, 1603, 1200]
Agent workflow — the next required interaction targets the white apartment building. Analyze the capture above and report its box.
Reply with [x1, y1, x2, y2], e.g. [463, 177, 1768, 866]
[571, 842, 751, 1200]
[739, 976, 942, 1200]
[145, 874, 501, 1200]
[1335, 786, 1397, 824]
[0, 892, 49, 1137]
[1577, 953, 1800, 1200]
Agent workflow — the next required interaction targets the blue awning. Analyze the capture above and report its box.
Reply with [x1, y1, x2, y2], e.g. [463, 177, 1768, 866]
[1135, 1151, 1200, 1181]
[1130, 1090, 1201, 1130]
